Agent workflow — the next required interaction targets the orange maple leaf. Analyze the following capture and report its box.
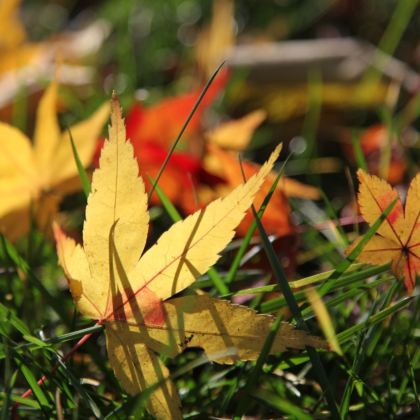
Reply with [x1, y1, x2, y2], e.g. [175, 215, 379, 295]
[126, 70, 228, 149]
[202, 146, 294, 238]
[347, 169, 420, 294]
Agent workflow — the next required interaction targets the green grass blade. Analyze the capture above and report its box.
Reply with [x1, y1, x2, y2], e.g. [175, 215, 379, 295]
[319, 189, 348, 247]
[0, 236, 71, 325]
[251, 206, 340, 419]
[225, 154, 288, 286]
[233, 314, 284, 418]
[337, 295, 414, 343]
[362, 0, 418, 86]
[319, 197, 398, 294]
[351, 131, 368, 171]
[56, 359, 102, 418]
[68, 128, 91, 198]
[1, 337, 12, 420]
[254, 389, 313, 420]
[148, 61, 225, 200]
[15, 357, 50, 413]
[258, 264, 390, 314]
[376, 0, 418, 57]
[339, 281, 399, 417]
[12, 85, 28, 132]
[0, 303, 31, 336]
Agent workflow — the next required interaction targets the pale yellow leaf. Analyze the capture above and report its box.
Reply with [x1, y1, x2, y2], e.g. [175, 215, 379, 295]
[0, 123, 36, 180]
[56, 99, 326, 419]
[0, 123, 37, 217]
[106, 326, 182, 420]
[206, 109, 266, 151]
[33, 81, 61, 182]
[0, 80, 108, 240]
[107, 295, 327, 365]
[54, 223, 99, 319]
[83, 96, 149, 317]
[51, 102, 110, 186]
[128, 144, 282, 302]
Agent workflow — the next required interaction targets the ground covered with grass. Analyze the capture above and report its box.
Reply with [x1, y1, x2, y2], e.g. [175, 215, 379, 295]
[0, 0, 419, 419]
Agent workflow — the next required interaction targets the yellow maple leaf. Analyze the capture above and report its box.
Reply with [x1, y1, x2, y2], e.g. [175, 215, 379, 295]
[0, 0, 43, 76]
[346, 169, 420, 294]
[0, 81, 109, 240]
[55, 96, 326, 419]
[0, 0, 26, 51]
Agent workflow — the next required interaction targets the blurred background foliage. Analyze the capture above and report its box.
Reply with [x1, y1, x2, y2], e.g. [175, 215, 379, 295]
[17, 0, 419, 91]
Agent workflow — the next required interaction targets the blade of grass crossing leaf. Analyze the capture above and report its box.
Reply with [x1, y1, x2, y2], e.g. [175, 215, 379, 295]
[68, 128, 91, 198]
[233, 314, 284, 418]
[320, 197, 398, 294]
[150, 175, 228, 295]
[225, 153, 290, 286]
[250, 205, 340, 419]
[148, 61, 225, 200]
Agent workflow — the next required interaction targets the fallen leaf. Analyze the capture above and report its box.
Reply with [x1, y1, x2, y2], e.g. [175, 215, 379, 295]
[127, 70, 228, 150]
[56, 96, 326, 419]
[206, 109, 267, 151]
[0, 81, 109, 240]
[346, 169, 420, 293]
[130, 140, 201, 210]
